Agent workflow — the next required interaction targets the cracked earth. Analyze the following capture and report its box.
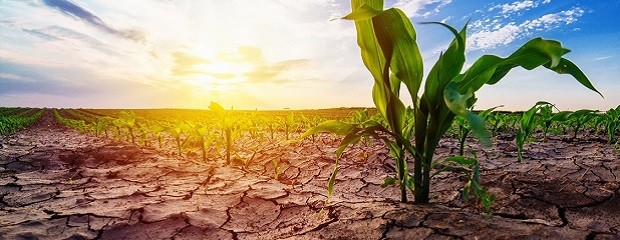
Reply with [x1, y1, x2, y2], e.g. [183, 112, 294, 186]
[1, 111, 619, 240]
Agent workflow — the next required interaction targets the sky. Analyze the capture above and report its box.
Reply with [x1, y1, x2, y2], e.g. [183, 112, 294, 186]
[0, 0, 618, 111]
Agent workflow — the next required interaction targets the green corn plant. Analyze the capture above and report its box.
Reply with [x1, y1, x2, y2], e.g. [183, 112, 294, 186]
[282, 113, 298, 140]
[538, 104, 553, 141]
[112, 118, 123, 140]
[507, 114, 520, 132]
[455, 106, 500, 156]
[266, 119, 276, 142]
[538, 104, 571, 141]
[1, 109, 44, 135]
[272, 159, 283, 180]
[150, 122, 167, 149]
[605, 106, 620, 144]
[591, 113, 607, 135]
[95, 116, 114, 138]
[567, 109, 598, 139]
[301, 115, 323, 143]
[247, 113, 263, 142]
[210, 102, 242, 165]
[486, 112, 503, 136]
[170, 123, 190, 157]
[54, 109, 91, 132]
[135, 122, 150, 147]
[113, 111, 137, 144]
[303, 0, 601, 204]
[430, 153, 495, 212]
[516, 102, 551, 162]
[187, 122, 214, 162]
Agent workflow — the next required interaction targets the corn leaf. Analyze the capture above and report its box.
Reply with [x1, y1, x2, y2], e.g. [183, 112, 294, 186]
[336, 131, 362, 158]
[209, 102, 225, 113]
[452, 38, 598, 96]
[342, 3, 382, 20]
[300, 120, 355, 138]
[326, 163, 340, 203]
[422, 22, 465, 111]
[350, 0, 386, 87]
[371, 8, 423, 105]
[431, 155, 478, 168]
[380, 176, 396, 188]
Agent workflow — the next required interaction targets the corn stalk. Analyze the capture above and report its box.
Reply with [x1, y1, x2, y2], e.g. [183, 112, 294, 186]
[303, 0, 601, 205]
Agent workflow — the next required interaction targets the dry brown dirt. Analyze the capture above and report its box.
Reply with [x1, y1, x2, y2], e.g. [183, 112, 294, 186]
[1, 110, 619, 240]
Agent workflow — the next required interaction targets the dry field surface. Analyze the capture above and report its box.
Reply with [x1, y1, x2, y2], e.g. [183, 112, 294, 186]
[1, 110, 619, 239]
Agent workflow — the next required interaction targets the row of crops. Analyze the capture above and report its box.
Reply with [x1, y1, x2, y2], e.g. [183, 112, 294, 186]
[450, 102, 620, 162]
[51, 103, 620, 166]
[2, 105, 618, 165]
[0, 108, 44, 135]
[51, 103, 370, 165]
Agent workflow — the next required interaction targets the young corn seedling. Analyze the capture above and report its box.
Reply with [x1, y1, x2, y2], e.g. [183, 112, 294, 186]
[113, 111, 137, 144]
[591, 114, 606, 135]
[272, 159, 283, 180]
[170, 123, 190, 157]
[303, 0, 601, 204]
[431, 153, 495, 211]
[187, 122, 214, 162]
[516, 102, 551, 162]
[605, 106, 620, 144]
[455, 106, 500, 156]
[136, 122, 152, 147]
[95, 116, 114, 138]
[486, 113, 502, 137]
[149, 123, 167, 149]
[301, 115, 323, 143]
[567, 109, 598, 139]
[282, 113, 298, 140]
[210, 102, 241, 165]
[538, 104, 571, 141]
[266, 120, 276, 142]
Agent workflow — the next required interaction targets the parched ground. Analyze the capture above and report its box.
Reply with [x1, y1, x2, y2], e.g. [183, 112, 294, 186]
[1, 110, 619, 240]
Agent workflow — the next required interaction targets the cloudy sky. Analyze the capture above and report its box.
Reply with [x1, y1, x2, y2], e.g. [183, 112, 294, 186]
[1, 0, 618, 110]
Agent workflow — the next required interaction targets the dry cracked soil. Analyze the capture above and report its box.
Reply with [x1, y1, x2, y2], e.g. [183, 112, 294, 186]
[1, 110, 619, 240]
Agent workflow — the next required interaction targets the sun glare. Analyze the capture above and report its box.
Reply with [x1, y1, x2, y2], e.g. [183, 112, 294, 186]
[200, 61, 250, 76]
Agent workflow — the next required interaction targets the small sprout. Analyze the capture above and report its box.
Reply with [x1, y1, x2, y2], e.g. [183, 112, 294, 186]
[271, 159, 283, 180]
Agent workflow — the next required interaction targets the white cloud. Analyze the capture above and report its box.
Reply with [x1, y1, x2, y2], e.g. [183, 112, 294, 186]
[391, 0, 452, 18]
[468, 6, 585, 50]
[468, 23, 521, 50]
[595, 56, 614, 61]
[488, 0, 551, 15]
[440, 16, 453, 23]
[490, 0, 537, 14]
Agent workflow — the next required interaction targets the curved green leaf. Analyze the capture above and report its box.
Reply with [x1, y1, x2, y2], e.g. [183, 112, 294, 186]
[300, 120, 355, 139]
[343, 3, 382, 20]
[372, 8, 423, 103]
[422, 22, 466, 111]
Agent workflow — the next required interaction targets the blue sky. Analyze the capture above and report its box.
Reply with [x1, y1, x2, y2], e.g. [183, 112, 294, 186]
[0, 0, 618, 110]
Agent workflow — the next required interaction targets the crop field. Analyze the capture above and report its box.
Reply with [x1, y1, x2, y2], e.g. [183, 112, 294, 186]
[2, 0, 620, 239]
[1, 105, 619, 239]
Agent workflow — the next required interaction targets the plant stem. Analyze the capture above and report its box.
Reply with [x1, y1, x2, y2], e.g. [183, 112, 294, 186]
[201, 138, 206, 162]
[396, 145, 407, 203]
[226, 128, 231, 165]
[458, 128, 469, 156]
